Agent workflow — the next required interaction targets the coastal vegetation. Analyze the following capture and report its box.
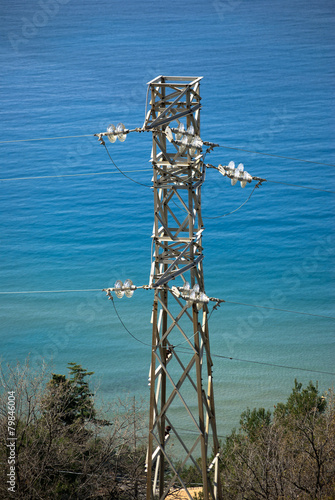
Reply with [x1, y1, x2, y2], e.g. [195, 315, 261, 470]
[0, 360, 334, 499]
[0, 360, 147, 499]
[220, 380, 335, 498]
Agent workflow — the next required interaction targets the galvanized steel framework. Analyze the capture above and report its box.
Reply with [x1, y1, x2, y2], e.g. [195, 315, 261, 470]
[144, 76, 222, 500]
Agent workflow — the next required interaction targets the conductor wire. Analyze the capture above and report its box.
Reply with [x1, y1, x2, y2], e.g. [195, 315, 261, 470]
[218, 145, 335, 168]
[108, 293, 152, 347]
[203, 183, 260, 219]
[102, 142, 151, 188]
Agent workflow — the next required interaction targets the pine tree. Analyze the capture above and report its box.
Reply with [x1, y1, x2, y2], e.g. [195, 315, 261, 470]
[45, 362, 96, 425]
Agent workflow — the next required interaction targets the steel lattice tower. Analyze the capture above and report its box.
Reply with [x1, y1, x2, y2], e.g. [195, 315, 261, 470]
[144, 76, 222, 500]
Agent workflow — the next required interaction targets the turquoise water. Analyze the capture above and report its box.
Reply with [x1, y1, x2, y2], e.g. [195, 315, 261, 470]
[0, 0, 334, 437]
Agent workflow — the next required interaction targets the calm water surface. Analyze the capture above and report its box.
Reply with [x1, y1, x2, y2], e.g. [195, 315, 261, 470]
[0, 0, 334, 437]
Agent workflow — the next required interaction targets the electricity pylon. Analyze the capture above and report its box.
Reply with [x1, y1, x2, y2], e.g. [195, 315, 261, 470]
[100, 75, 265, 498]
[143, 76, 222, 500]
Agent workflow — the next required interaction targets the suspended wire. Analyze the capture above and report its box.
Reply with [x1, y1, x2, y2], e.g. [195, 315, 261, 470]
[110, 295, 152, 347]
[100, 285, 221, 350]
[112, 304, 335, 377]
[102, 142, 151, 188]
[73, 289, 335, 377]
[218, 145, 335, 168]
[175, 344, 335, 377]
[109, 291, 220, 350]
[209, 353, 335, 377]
[1, 131, 333, 379]
[0, 169, 150, 182]
[0, 289, 333, 321]
[266, 179, 335, 194]
[1, 169, 333, 195]
[0, 134, 94, 144]
[1, 133, 334, 169]
[0, 289, 102, 294]
[1, 286, 333, 376]
[224, 300, 335, 320]
[166, 345, 335, 377]
[1, 163, 332, 195]
[0, 136, 334, 193]
[203, 183, 259, 219]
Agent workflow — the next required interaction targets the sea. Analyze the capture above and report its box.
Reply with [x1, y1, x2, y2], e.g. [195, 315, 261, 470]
[0, 0, 334, 441]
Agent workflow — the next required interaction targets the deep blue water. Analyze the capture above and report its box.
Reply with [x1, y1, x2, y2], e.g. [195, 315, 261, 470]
[0, 0, 334, 437]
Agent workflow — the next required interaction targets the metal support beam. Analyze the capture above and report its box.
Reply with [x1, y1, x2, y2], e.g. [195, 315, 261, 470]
[145, 76, 222, 500]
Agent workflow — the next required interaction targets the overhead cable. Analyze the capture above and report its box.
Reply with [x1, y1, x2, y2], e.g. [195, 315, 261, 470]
[109, 295, 152, 347]
[0, 289, 333, 321]
[102, 142, 151, 188]
[0, 170, 150, 182]
[1, 169, 334, 195]
[1, 164, 333, 195]
[224, 300, 335, 320]
[1, 132, 334, 169]
[210, 353, 335, 377]
[2, 287, 332, 376]
[218, 145, 335, 168]
[266, 179, 335, 194]
[0, 134, 94, 144]
[203, 183, 260, 219]
[0, 289, 102, 294]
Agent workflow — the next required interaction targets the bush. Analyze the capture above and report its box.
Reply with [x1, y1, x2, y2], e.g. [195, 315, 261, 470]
[0, 359, 147, 499]
[220, 380, 335, 499]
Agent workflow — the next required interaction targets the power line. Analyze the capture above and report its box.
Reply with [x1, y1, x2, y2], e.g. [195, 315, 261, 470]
[203, 183, 259, 219]
[108, 290, 214, 351]
[1, 133, 334, 169]
[0, 169, 150, 182]
[0, 134, 94, 144]
[0, 289, 102, 294]
[110, 295, 152, 347]
[266, 179, 335, 194]
[101, 143, 151, 188]
[108, 293, 335, 373]
[0, 134, 334, 194]
[209, 353, 335, 377]
[97, 291, 335, 378]
[223, 300, 335, 320]
[1, 164, 333, 195]
[108, 300, 335, 378]
[0, 289, 333, 321]
[175, 346, 335, 377]
[218, 145, 335, 168]
[1, 298, 332, 375]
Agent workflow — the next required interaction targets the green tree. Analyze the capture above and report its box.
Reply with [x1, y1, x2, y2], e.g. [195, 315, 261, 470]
[0, 359, 147, 499]
[274, 379, 327, 422]
[44, 362, 96, 425]
[239, 407, 272, 442]
[220, 380, 335, 499]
